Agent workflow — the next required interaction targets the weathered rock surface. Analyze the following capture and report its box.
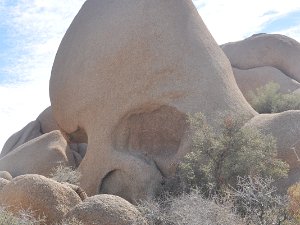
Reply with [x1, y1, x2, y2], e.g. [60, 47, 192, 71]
[0, 178, 9, 191]
[62, 182, 88, 201]
[222, 34, 300, 83]
[37, 106, 60, 134]
[70, 143, 87, 166]
[0, 171, 12, 181]
[245, 110, 300, 190]
[50, 0, 255, 199]
[0, 174, 82, 224]
[233, 67, 300, 100]
[64, 194, 146, 225]
[0, 130, 76, 177]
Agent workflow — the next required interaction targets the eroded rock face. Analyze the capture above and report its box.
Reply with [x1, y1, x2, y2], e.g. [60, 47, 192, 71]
[0, 130, 76, 177]
[0, 174, 82, 224]
[50, 0, 255, 199]
[64, 194, 146, 225]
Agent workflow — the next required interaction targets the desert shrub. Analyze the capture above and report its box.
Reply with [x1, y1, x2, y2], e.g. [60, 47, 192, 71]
[50, 165, 81, 185]
[0, 207, 46, 225]
[248, 82, 300, 113]
[231, 176, 292, 225]
[178, 113, 289, 195]
[137, 199, 173, 225]
[137, 191, 244, 225]
[287, 182, 300, 222]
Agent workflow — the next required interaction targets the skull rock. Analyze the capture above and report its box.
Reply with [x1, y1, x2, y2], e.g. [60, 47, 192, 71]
[50, 0, 255, 200]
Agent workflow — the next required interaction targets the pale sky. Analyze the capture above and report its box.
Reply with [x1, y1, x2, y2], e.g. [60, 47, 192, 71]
[0, 0, 300, 149]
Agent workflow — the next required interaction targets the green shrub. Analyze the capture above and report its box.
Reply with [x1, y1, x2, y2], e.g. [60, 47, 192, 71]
[178, 113, 289, 195]
[50, 165, 81, 185]
[248, 82, 300, 113]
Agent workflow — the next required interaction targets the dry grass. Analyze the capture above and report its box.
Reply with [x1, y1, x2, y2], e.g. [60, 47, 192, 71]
[50, 165, 81, 185]
[0, 207, 45, 225]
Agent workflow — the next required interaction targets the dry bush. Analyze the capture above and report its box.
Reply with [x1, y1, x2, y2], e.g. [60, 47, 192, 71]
[137, 198, 173, 225]
[137, 191, 244, 225]
[231, 176, 293, 225]
[288, 182, 300, 222]
[50, 165, 81, 185]
[168, 191, 243, 225]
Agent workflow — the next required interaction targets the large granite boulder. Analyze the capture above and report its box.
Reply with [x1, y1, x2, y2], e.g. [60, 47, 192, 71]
[221, 34, 300, 100]
[49, 0, 255, 200]
[222, 34, 300, 83]
[64, 194, 146, 225]
[0, 174, 82, 224]
[0, 130, 76, 177]
[245, 110, 300, 191]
